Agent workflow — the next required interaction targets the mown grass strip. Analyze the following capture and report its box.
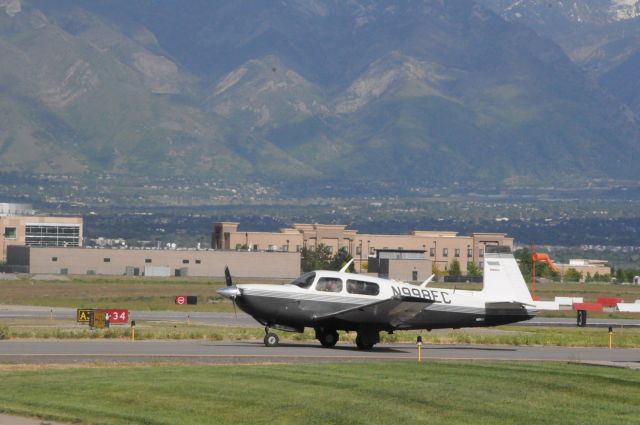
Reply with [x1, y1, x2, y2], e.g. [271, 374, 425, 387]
[2, 322, 640, 348]
[0, 362, 638, 424]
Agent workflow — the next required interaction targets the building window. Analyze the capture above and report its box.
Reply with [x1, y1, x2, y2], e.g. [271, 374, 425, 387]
[430, 248, 435, 257]
[467, 248, 473, 258]
[51, 257, 58, 262]
[455, 248, 460, 257]
[103, 258, 110, 263]
[195, 259, 201, 264]
[4, 227, 17, 240]
[252, 244, 259, 251]
[182, 259, 189, 264]
[296, 245, 301, 252]
[24, 224, 80, 247]
[145, 259, 152, 263]
[369, 247, 375, 255]
[356, 245, 362, 255]
[443, 248, 448, 257]
[479, 249, 484, 257]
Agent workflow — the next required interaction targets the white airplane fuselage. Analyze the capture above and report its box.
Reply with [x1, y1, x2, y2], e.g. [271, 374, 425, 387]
[219, 252, 537, 349]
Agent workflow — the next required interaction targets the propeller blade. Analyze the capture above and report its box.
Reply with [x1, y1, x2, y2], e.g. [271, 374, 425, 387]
[232, 297, 237, 319]
[224, 266, 233, 287]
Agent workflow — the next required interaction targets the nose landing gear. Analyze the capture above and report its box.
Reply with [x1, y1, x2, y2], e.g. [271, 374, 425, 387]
[263, 326, 279, 347]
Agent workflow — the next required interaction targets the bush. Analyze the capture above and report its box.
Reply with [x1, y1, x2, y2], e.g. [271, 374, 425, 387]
[0, 325, 10, 340]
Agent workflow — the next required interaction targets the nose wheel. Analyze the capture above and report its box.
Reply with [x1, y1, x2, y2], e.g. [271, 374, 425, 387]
[263, 327, 279, 347]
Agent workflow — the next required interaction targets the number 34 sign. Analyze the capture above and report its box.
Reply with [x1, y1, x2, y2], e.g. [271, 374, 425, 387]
[98, 309, 129, 323]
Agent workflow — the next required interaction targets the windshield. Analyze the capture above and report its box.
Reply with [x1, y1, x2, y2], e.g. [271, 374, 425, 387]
[289, 272, 315, 289]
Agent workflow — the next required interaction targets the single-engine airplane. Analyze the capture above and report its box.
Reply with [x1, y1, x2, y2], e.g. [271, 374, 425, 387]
[218, 246, 536, 349]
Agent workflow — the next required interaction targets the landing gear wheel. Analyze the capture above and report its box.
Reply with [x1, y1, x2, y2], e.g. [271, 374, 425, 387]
[355, 334, 374, 350]
[318, 330, 339, 348]
[264, 332, 279, 347]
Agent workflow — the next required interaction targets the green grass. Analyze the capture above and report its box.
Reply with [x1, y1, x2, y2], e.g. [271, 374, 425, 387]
[0, 362, 638, 424]
[3, 319, 640, 348]
[0, 275, 235, 312]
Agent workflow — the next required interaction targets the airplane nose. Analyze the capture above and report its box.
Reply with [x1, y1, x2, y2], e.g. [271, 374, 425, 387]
[217, 286, 240, 299]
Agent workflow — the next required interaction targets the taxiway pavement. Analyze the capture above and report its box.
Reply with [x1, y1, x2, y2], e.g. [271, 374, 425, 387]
[1, 339, 639, 366]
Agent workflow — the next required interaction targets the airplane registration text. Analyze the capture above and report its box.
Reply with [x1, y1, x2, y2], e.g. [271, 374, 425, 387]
[392, 286, 451, 304]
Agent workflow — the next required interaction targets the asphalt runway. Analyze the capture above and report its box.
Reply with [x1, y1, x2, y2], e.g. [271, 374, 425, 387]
[1, 305, 639, 328]
[0, 339, 639, 366]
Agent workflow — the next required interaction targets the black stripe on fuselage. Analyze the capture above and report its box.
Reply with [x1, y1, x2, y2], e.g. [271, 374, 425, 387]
[235, 293, 534, 331]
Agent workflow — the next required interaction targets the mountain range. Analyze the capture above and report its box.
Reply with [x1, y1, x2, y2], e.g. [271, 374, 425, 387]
[1, 0, 639, 196]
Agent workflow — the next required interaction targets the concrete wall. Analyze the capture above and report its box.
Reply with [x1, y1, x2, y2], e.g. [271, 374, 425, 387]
[387, 259, 433, 282]
[14, 247, 300, 279]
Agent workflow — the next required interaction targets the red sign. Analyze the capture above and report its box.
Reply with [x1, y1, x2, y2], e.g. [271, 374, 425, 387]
[97, 309, 129, 323]
[175, 296, 186, 305]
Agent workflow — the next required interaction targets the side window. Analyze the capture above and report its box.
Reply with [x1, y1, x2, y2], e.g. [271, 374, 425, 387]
[316, 277, 343, 293]
[346, 279, 380, 296]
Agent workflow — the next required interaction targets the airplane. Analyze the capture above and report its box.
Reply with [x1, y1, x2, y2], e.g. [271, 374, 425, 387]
[217, 246, 536, 349]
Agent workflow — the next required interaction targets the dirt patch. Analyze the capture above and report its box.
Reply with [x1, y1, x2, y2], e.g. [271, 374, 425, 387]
[0, 413, 69, 425]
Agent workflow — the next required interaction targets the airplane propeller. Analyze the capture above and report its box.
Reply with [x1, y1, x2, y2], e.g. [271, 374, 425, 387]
[222, 265, 238, 319]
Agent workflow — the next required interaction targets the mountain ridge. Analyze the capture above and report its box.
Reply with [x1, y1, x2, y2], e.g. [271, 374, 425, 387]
[0, 0, 639, 195]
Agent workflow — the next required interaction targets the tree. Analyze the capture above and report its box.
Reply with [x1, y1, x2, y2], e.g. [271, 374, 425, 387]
[467, 261, 482, 276]
[514, 248, 532, 281]
[329, 247, 354, 272]
[616, 268, 625, 283]
[449, 259, 461, 276]
[301, 244, 353, 273]
[564, 268, 582, 282]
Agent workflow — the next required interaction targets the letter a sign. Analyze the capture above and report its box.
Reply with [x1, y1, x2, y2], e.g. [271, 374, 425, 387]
[77, 308, 92, 323]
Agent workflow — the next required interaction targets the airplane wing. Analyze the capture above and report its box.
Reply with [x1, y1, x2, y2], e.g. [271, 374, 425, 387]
[312, 296, 433, 328]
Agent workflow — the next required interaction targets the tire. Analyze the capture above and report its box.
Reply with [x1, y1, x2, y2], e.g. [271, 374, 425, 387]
[319, 330, 339, 348]
[264, 332, 279, 347]
[355, 334, 374, 350]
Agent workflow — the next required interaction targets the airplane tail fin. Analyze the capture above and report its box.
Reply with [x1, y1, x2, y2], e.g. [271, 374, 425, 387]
[480, 249, 533, 304]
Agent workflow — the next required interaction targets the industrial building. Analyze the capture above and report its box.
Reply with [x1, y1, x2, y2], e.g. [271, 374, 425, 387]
[7, 246, 300, 279]
[555, 259, 612, 281]
[0, 203, 83, 262]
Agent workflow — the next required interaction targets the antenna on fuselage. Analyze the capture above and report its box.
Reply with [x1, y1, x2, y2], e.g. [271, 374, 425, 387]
[420, 274, 435, 288]
[339, 259, 354, 273]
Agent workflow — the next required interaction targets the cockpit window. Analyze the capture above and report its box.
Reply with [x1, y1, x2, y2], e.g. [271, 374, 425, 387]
[347, 279, 380, 296]
[290, 272, 315, 289]
[316, 277, 343, 293]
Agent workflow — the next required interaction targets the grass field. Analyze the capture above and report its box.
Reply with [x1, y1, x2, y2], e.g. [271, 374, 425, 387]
[2, 275, 640, 317]
[2, 318, 640, 348]
[0, 362, 637, 424]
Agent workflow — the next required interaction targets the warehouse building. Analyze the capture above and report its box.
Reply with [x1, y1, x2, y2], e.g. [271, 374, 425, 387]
[7, 246, 299, 279]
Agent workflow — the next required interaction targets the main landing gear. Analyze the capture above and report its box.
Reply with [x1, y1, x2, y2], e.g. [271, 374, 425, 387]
[263, 327, 279, 347]
[315, 328, 339, 348]
[355, 328, 379, 350]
